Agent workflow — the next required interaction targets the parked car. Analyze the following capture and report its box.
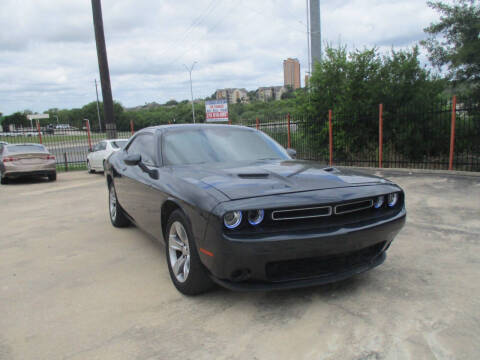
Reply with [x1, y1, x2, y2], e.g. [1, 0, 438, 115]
[105, 125, 406, 295]
[0, 143, 56, 184]
[87, 139, 128, 173]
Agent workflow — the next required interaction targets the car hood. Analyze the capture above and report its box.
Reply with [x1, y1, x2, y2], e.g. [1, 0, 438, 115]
[172, 160, 388, 200]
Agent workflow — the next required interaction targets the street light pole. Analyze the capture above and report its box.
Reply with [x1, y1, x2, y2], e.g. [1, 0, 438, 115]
[184, 62, 197, 123]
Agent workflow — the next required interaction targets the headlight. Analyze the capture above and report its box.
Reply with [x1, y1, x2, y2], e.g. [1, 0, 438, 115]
[387, 193, 399, 207]
[374, 196, 385, 209]
[247, 210, 264, 226]
[224, 211, 242, 229]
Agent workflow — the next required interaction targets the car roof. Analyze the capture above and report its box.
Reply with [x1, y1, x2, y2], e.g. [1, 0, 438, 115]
[146, 124, 255, 133]
[105, 139, 128, 143]
[6, 143, 45, 147]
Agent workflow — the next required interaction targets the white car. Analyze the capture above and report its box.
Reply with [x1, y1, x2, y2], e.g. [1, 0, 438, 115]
[87, 139, 128, 173]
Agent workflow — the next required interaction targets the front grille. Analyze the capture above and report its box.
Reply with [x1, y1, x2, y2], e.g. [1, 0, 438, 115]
[265, 242, 386, 282]
[334, 199, 373, 215]
[272, 206, 332, 220]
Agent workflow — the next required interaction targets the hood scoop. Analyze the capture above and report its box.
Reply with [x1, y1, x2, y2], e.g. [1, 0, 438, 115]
[237, 173, 270, 179]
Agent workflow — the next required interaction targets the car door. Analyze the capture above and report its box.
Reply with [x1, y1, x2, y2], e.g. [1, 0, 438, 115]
[89, 143, 100, 168]
[94, 141, 107, 169]
[115, 133, 162, 237]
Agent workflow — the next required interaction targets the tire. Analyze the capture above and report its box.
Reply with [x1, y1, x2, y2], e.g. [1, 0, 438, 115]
[87, 160, 94, 174]
[0, 176, 8, 185]
[108, 182, 130, 227]
[166, 210, 214, 295]
[48, 173, 57, 181]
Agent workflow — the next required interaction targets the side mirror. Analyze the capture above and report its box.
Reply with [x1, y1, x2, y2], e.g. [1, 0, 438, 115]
[124, 153, 141, 166]
[287, 148, 297, 159]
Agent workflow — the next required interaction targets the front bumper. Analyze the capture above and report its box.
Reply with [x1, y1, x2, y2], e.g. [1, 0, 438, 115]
[200, 208, 406, 291]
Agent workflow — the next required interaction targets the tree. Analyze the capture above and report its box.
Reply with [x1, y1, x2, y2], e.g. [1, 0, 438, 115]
[294, 45, 446, 162]
[1, 112, 29, 130]
[281, 85, 295, 100]
[165, 100, 178, 106]
[421, 0, 480, 97]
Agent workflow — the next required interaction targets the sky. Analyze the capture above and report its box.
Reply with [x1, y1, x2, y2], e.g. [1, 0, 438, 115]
[0, 0, 439, 115]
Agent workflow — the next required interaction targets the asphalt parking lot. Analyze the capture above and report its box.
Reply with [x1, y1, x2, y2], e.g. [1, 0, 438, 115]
[1, 170, 479, 360]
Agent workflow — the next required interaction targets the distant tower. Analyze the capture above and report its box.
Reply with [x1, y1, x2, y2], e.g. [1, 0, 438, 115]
[309, 0, 322, 69]
[283, 58, 301, 89]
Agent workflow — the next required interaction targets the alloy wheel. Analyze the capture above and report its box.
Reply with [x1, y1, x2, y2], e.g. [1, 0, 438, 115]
[168, 221, 191, 283]
[109, 186, 117, 221]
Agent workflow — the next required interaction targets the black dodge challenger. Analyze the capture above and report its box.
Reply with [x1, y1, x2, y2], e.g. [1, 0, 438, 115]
[105, 124, 406, 295]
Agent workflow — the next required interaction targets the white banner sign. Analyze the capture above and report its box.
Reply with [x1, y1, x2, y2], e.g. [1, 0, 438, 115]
[205, 99, 228, 122]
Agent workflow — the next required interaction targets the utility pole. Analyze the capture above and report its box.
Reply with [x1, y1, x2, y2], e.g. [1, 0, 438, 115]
[306, 0, 311, 76]
[309, 0, 322, 67]
[94, 79, 102, 132]
[184, 62, 197, 123]
[91, 0, 116, 138]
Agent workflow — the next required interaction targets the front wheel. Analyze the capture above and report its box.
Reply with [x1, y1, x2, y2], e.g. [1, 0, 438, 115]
[108, 183, 130, 227]
[48, 173, 57, 181]
[87, 160, 94, 174]
[166, 210, 214, 295]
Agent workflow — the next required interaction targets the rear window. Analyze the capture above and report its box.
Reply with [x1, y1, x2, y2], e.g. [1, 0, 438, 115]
[111, 140, 128, 149]
[6, 144, 46, 153]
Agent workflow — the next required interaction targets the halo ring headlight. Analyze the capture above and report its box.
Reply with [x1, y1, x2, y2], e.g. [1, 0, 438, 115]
[374, 196, 385, 209]
[248, 210, 264, 226]
[224, 211, 242, 229]
[387, 193, 399, 207]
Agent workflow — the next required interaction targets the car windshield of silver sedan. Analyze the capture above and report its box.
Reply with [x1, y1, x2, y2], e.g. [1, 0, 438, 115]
[163, 127, 290, 165]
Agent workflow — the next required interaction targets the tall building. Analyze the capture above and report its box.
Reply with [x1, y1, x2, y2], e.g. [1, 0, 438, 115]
[309, 0, 322, 67]
[283, 58, 301, 89]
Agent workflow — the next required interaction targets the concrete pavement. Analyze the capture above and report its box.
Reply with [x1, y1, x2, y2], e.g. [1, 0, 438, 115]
[0, 170, 479, 359]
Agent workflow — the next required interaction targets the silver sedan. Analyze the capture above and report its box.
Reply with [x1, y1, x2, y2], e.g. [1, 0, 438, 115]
[0, 143, 56, 184]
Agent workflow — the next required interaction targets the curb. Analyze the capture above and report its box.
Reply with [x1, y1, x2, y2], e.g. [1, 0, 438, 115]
[337, 166, 480, 178]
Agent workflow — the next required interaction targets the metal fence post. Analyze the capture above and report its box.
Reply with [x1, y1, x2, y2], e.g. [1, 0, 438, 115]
[329, 110, 333, 166]
[287, 113, 291, 149]
[36, 120, 43, 144]
[64, 152, 68, 172]
[449, 95, 457, 171]
[256, 117, 259, 130]
[85, 119, 92, 151]
[379, 104, 383, 168]
[130, 120, 134, 135]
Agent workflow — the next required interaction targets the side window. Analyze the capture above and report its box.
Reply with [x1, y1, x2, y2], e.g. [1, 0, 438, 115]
[127, 134, 157, 166]
[99, 141, 107, 151]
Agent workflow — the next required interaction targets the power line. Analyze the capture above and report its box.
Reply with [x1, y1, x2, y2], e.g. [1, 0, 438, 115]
[156, 0, 223, 59]
[164, 0, 244, 67]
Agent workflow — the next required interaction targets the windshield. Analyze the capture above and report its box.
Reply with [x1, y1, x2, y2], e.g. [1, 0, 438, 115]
[6, 144, 46, 153]
[163, 127, 290, 165]
[111, 140, 128, 149]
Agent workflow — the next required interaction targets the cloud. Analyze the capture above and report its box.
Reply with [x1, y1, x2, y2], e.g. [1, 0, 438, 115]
[0, 0, 438, 115]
